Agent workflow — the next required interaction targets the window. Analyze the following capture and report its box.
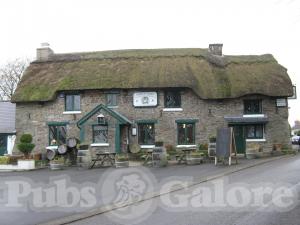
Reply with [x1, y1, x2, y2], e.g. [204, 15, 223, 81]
[49, 125, 67, 145]
[244, 100, 262, 114]
[164, 91, 181, 108]
[177, 123, 195, 145]
[106, 93, 118, 107]
[65, 94, 80, 111]
[93, 125, 108, 143]
[246, 124, 264, 139]
[138, 123, 155, 145]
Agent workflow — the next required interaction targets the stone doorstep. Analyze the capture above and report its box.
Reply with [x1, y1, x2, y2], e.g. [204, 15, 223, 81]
[38, 155, 293, 225]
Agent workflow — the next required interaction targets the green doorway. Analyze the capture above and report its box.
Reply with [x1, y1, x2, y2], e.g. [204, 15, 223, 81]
[0, 134, 8, 156]
[231, 126, 246, 154]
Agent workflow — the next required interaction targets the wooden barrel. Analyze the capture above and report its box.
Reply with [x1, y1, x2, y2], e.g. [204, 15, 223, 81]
[58, 144, 67, 155]
[67, 137, 78, 148]
[46, 148, 57, 160]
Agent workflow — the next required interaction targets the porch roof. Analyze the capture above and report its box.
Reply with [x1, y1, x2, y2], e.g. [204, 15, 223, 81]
[77, 104, 132, 128]
[224, 115, 269, 124]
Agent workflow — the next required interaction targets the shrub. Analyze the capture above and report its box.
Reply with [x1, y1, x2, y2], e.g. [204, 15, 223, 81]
[18, 134, 35, 159]
[165, 144, 176, 154]
[20, 134, 33, 143]
[199, 143, 208, 150]
[0, 156, 9, 165]
[116, 154, 129, 162]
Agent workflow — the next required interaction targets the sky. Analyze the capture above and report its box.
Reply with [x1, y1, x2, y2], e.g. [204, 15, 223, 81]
[0, 0, 299, 125]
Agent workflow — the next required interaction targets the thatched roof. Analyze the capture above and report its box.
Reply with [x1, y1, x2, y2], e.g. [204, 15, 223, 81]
[12, 48, 293, 102]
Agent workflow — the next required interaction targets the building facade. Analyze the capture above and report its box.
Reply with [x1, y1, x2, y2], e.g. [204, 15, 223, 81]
[0, 101, 16, 155]
[12, 44, 293, 155]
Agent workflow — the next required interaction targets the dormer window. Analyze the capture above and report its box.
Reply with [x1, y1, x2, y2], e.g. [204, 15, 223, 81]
[164, 90, 181, 108]
[65, 94, 81, 111]
[244, 100, 262, 114]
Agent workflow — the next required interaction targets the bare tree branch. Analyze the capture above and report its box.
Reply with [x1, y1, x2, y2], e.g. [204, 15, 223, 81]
[0, 58, 29, 100]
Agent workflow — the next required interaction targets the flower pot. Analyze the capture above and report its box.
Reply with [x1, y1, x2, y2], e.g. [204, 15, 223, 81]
[49, 162, 64, 170]
[115, 161, 129, 168]
[18, 160, 35, 170]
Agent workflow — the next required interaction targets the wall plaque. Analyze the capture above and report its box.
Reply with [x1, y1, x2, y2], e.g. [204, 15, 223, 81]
[133, 92, 158, 107]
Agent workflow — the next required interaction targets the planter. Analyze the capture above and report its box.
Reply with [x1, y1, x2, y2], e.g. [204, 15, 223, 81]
[18, 160, 35, 170]
[49, 162, 64, 170]
[115, 161, 129, 168]
[186, 157, 202, 165]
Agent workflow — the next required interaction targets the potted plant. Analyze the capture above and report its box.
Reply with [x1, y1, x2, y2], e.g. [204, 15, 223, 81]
[49, 156, 65, 170]
[17, 134, 35, 170]
[115, 153, 129, 168]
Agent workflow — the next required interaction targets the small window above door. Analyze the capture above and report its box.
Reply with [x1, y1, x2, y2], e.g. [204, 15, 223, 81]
[244, 100, 262, 114]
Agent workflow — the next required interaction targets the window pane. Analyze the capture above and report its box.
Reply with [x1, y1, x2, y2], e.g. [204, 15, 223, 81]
[244, 100, 261, 114]
[255, 125, 263, 138]
[165, 91, 181, 108]
[246, 125, 255, 138]
[186, 124, 194, 144]
[58, 126, 67, 144]
[73, 95, 81, 111]
[65, 94, 80, 111]
[93, 125, 108, 143]
[138, 124, 155, 145]
[107, 94, 117, 106]
[49, 125, 67, 145]
[65, 95, 73, 111]
[177, 124, 185, 145]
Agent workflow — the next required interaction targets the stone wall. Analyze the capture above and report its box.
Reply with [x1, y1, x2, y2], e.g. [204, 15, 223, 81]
[15, 89, 290, 154]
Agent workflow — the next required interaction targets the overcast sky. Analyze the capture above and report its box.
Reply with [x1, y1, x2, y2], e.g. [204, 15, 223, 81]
[0, 0, 299, 125]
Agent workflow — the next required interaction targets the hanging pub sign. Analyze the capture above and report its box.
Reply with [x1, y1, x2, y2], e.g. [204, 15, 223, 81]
[133, 92, 158, 107]
[288, 85, 297, 99]
[276, 98, 287, 107]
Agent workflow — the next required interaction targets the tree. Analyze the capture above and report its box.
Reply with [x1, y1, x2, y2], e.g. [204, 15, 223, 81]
[0, 58, 29, 100]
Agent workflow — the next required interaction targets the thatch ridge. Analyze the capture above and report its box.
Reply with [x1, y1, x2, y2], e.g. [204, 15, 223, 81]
[12, 48, 293, 102]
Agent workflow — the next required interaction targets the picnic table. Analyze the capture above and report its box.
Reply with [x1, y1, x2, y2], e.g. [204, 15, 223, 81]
[143, 149, 153, 166]
[90, 152, 116, 169]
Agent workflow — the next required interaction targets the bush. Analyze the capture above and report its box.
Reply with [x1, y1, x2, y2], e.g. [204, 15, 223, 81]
[20, 134, 33, 143]
[18, 134, 35, 159]
[116, 154, 129, 162]
[199, 143, 208, 150]
[0, 156, 9, 165]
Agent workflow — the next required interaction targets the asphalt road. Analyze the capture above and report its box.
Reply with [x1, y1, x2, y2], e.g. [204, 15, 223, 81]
[70, 155, 300, 225]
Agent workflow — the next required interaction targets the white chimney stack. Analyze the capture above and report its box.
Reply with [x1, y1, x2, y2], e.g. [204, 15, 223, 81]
[36, 43, 54, 61]
[208, 43, 223, 56]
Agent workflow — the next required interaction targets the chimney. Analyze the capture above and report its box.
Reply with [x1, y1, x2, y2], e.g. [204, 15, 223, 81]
[36, 43, 54, 61]
[208, 43, 223, 56]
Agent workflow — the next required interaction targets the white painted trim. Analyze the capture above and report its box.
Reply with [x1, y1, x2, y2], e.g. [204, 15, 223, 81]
[107, 106, 119, 109]
[163, 108, 183, 112]
[63, 111, 82, 115]
[246, 139, 266, 142]
[176, 145, 197, 148]
[90, 143, 110, 147]
[243, 114, 265, 118]
[140, 145, 155, 149]
[46, 146, 58, 150]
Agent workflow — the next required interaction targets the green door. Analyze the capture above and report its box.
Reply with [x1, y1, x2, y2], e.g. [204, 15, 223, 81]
[0, 135, 8, 156]
[232, 126, 246, 154]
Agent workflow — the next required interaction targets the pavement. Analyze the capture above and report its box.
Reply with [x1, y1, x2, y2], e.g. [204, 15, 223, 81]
[0, 154, 296, 225]
[69, 154, 300, 225]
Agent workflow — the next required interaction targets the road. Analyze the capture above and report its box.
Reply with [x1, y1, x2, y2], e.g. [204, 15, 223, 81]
[70, 155, 300, 225]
